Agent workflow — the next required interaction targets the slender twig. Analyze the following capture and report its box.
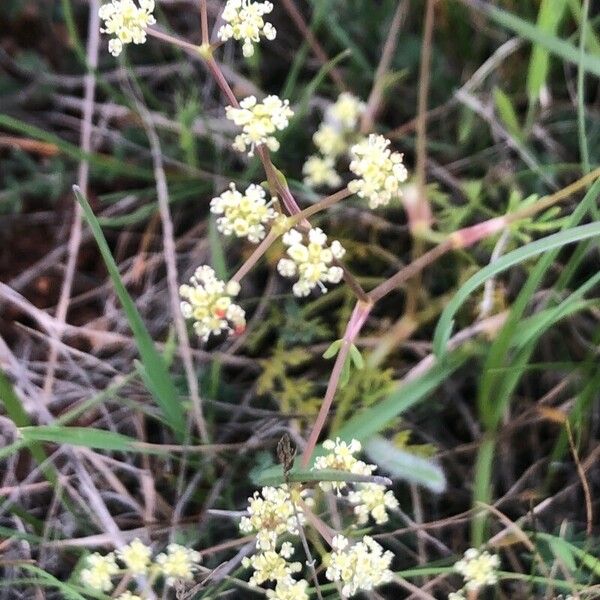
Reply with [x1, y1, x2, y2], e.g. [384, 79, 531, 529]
[360, 0, 408, 133]
[565, 420, 593, 536]
[43, 0, 100, 399]
[231, 229, 279, 283]
[200, 0, 210, 46]
[129, 80, 209, 442]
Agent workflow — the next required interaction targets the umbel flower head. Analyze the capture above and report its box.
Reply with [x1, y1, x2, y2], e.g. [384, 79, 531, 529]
[348, 134, 408, 209]
[218, 0, 276, 58]
[99, 0, 155, 57]
[266, 578, 309, 600]
[313, 438, 374, 492]
[454, 548, 500, 591]
[116, 538, 151, 575]
[243, 542, 302, 586]
[277, 228, 345, 297]
[302, 155, 342, 189]
[180, 266, 246, 341]
[313, 122, 348, 159]
[80, 552, 119, 592]
[325, 92, 366, 131]
[210, 183, 278, 243]
[326, 535, 394, 597]
[155, 543, 201, 586]
[225, 95, 294, 156]
[239, 485, 305, 551]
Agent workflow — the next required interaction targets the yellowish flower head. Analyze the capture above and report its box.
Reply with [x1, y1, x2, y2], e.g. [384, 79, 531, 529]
[325, 535, 393, 597]
[80, 552, 119, 592]
[225, 95, 293, 156]
[242, 542, 301, 586]
[117, 538, 152, 575]
[211, 183, 278, 243]
[348, 134, 408, 209]
[313, 123, 348, 158]
[348, 483, 399, 525]
[239, 485, 305, 551]
[218, 0, 276, 57]
[326, 92, 366, 130]
[180, 266, 245, 341]
[155, 543, 201, 586]
[302, 155, 342, 189]
[454, 548, 500, 591]
[277, 228, 345, 297]
[313, 438, 373, 493]
[99, 0, 155, 57]
[266, 578, 309, 600]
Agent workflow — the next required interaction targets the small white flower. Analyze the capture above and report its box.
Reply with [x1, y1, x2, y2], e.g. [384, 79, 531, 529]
[211, 183, 278, 243]
[180, 265, 246, 341]
[80, 552, 119, 592]
[448, 591, 466, 600]
[325, 535, 393, 597]
[242, 543, 302, 586]
[155, 543, 201, 586]
[348, 134, 408, 209]
[226, 95, 293, 156]
[302, 155, 342, 189]
[239, 485, 305, 551]
[116, 538, 152, 575]
[277, 228, 345, 297]
[326, 92, 366, 130]
[314, 438, 373, 493]
[313, 123, 348, 158]
[218, 0, 276, 57]
[99, 0, 156, 56]
[266, 578, 309, 600]
[454, 548, 500, 591]
[348, 483, 399, 525]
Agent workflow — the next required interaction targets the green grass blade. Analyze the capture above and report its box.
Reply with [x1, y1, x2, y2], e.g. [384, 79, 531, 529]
[475, 2, 600, 77]
[526, 0, 569, 101]
[73, 186, 186, 434]
[253, 467, 392, 487]
[433, 221, 600, 356]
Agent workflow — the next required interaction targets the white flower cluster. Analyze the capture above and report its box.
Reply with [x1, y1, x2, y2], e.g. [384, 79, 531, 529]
[239, 485, 305, 551]
[314, 438, 399, 525]
[155, 543, 202, 586]
[210, 183, 278, 243]
[240, 486, 309, 600]
[303, 93, 365, 189]
[180, 266, 245, 341]
[348, 134, 408, 209]
[277, 228, 345, 297]
[79, 539, 201, 593]
[218, 0, 276, 57]
[454, 548, 500, 593]
[226, 95, 294, 156]
[98, 0, 155, 57]
[326, 534, 394, 598]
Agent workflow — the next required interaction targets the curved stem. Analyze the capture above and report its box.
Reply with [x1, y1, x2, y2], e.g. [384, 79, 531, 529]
[231, 229, 279, 283]
[301, 301, 373, 467]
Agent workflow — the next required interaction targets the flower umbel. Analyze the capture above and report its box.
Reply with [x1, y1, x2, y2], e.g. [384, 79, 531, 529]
[116, 538, 152, 575]
[313, 438, 373, 493]
[325, 535, 393, 597]
[80, 552, 119, 592]
[180, 266, 246, 341]
[210, 183, 278, 243]
[243, 542, 302, 586]
[454, 548, 500, 591]
[348, 483, 399, 525]
[225, 95, 294, 156]
[155, 543, 201, 586]
[277, 228, 345, 297]
[239, 485, 304, 551]
[218, 0, 276, 57]
[348, 134, 408, 209]
[99, 0, 155, 57]
[326, 92, 366, 131]
[302, 155, 342, 189]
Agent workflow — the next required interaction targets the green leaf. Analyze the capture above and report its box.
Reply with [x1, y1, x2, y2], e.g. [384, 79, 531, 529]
[73, 186, 186, 435]
[253, 467, 391, 487]
[527, 0, 569, 101]
[433, 221, 600, 356]
[335, 351, 469, 442]
[323, 339, 342, 359]
[493, 87, 522, 140]
[364, 436, 446, 493]
[475, 2, 600, 77]
[349, 344, 365, 370]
